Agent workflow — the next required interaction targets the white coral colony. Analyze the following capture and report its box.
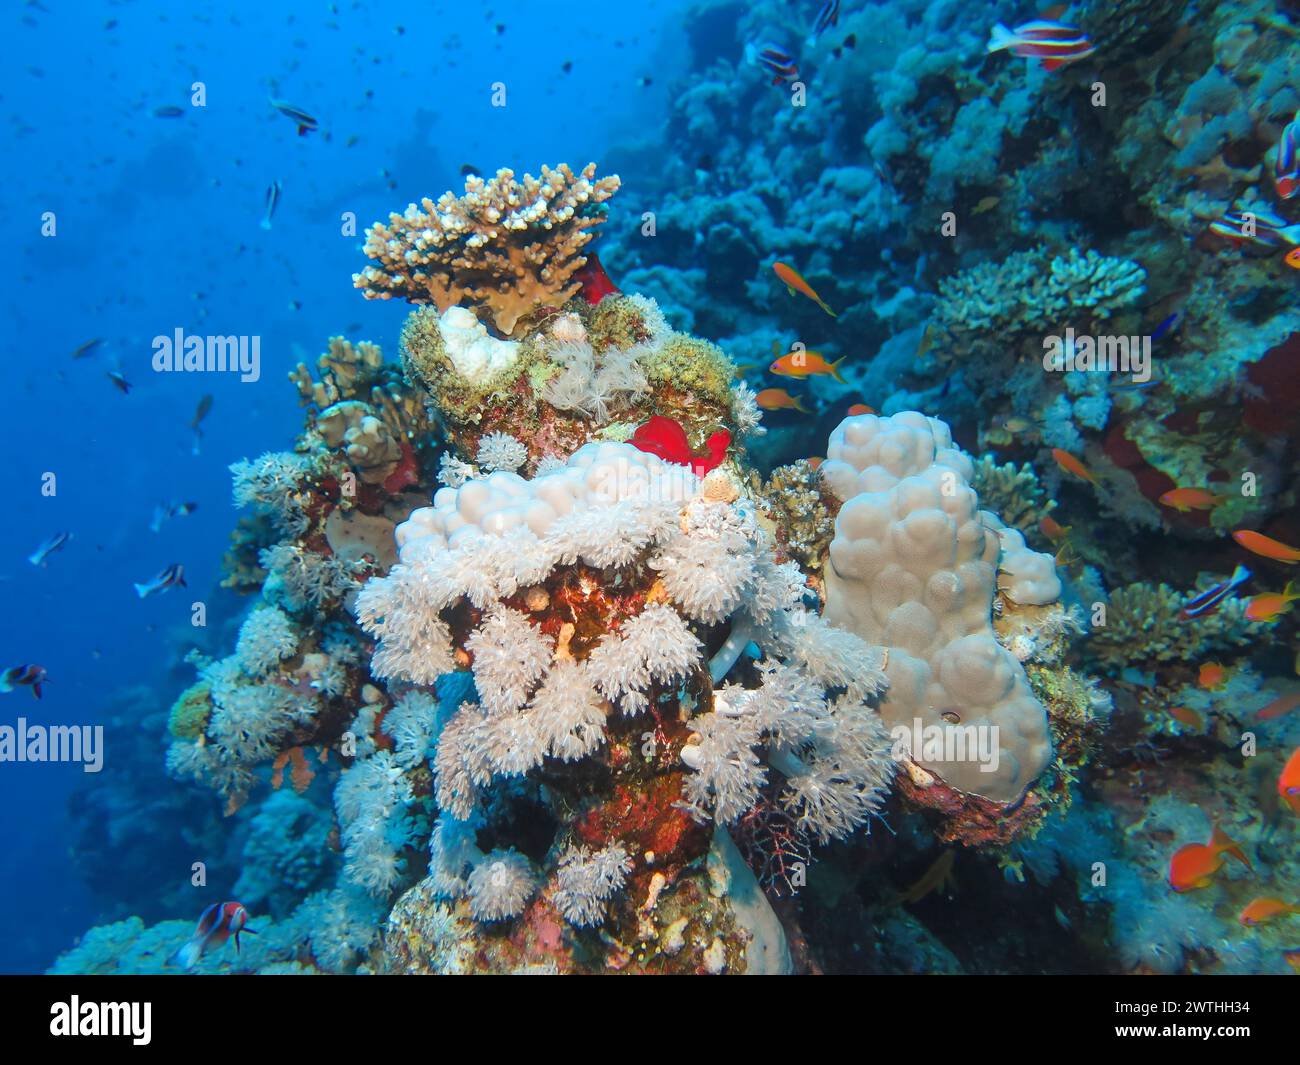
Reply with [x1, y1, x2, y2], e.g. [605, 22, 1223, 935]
[355, 441, 898, 842]
[818, 411, 1061, 802]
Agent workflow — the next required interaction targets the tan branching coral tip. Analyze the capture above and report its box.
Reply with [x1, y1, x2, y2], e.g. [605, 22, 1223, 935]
[353, 163, 621, 337]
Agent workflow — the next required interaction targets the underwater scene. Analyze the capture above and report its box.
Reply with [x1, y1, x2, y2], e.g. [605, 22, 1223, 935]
[5, 0, 1300, 983]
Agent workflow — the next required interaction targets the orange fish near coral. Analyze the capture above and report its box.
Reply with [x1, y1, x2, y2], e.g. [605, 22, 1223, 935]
[1280, 747, 1300, 814]
[772, 261, 837, 317]
[769, 347, 847, 383]
[1257, 691, 1300, 721]
[1159, 487, 1226, 513]
[1239, 897, 1300, 927]
[1198, 662, 1228, 690]
[1168, 825, 1252, 892]
[1287, 246, 1300, 270]
[1167, 705, 1205, 731]
[807, 456, 824, 470]
[847, 403, 876, 416]
[1039, 515, 1071, 544]
[1051, 448, 1096, 484]
[1233, 530, 1300, 564]
[755, 388, 810, 413]
[1246, 583, 1300, 622]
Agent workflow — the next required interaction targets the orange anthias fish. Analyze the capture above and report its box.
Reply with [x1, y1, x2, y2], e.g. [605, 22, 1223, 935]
[1233, 529, 1300, 564]
[1287, 246, 1300, 270]
[1239, 898, 1300, 927]
[1159, 487, 1226, 513]
[1051, 448, 1096, 484]
[1168, 825, 1252, 892]
[1198, 662, 1228, 690]
[1245, 583, 1299, 622]
[772, 261, 837, 317]
[770, 347, 847, 382]
[1257, 691, 1300, 721]
[1168, 705, 1206, 731]
[755, 388, 810, 413]
[847, 402, 876, 416]
[1280, 747, 1300, 814]
[1039, 515, 1071, 544]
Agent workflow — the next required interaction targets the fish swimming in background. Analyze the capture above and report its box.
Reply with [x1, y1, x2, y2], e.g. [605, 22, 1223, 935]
[0, 664, 47, 699]
[1198, 662, 1228, 690]
[915, 323, 938, 359]
[1280, 748, 1300, 814]
[847, 403, 876, 416]
[1257, 691, 1300, 721]
[191, 393, 213, 453]
[150, 501, 198, 534]
[269, 98, 318, 136]
[1150, 311, 1181, 341]
[807, 0, 839, 45]
[1168, 825, 1252, 892]
[1274, 110, 1298, 199]
[972, 195, 1001, 215]
[1246, 583, 1299, 622]
[169, 902, 256, 970]
[1159, 487, 1225, 513]
[1288, 246, 1300, 269]
[1239, 897, 1300, 926]
[70, 337, 102, 359]
[745, 42, 800, 85]
[134, 563, 186, 599]
[28, 531, 71, 567]
[1179, 564, 1251, 621]
[1050, 448, 1096, 484]
[772, 261, 837, 317]
[1167, 705, 1206, 731]
[1209, 207, 1300, 249]
[107, 369, 131, 394]
[756, 388, 810, 413]
[152, 104, 185, 118]
[997, 414, 1042, 435]
[986, 19, 1097, 71]
[260, 180, 281, 231]
[1039, 515, 1071, 544]
[1233, 529, 1300, 564]
[770, 346, 847, 382]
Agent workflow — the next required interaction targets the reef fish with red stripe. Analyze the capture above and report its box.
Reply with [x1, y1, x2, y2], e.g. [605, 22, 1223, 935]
[169, 902, 257, 970]
[987, 19, 1096, 71]
[1274, 109, 1299, 200]
[745, 42, 800, 85]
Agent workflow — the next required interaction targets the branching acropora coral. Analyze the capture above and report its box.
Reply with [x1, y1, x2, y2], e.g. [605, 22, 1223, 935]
[1084, 580, 1254, 668]
[353, 163, 621, 337]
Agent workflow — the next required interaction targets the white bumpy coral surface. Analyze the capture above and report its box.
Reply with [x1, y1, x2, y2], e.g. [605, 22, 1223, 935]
[819, 411, 1060, 803]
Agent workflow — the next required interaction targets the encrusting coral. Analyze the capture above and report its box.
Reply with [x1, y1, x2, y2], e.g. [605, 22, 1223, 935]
[353, 163, 622, 337]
